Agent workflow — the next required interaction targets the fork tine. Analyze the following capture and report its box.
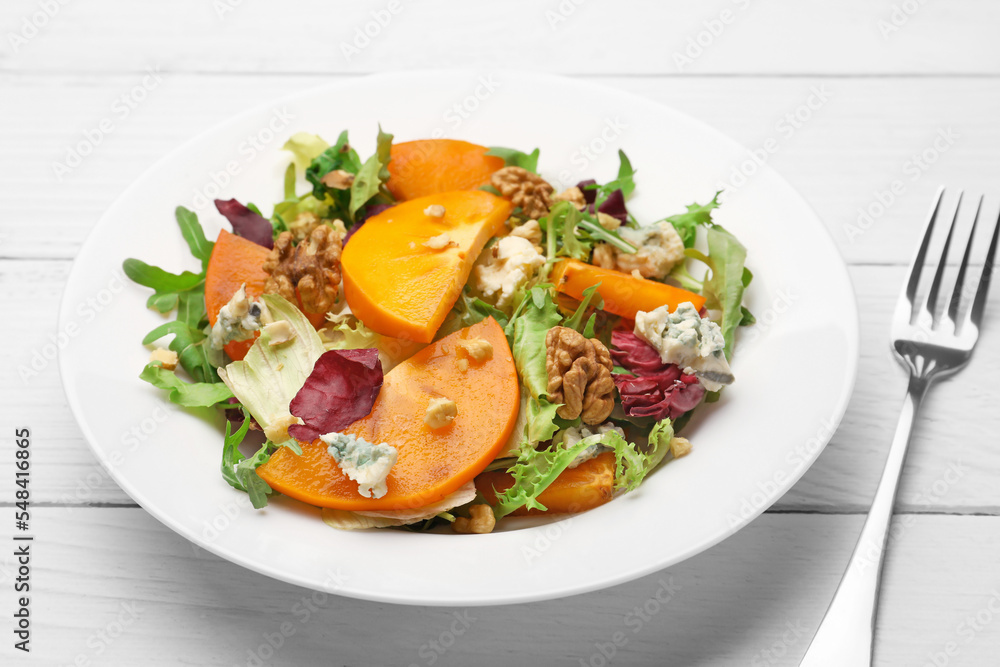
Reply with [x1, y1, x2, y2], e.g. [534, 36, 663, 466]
[948, 196, 983, 324]
[966, 204, 1000, 330]
[902, 187, 946, 321]
[925, 192, 963, 324]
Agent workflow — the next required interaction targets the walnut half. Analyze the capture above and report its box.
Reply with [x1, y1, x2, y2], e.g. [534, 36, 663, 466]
[262, 225, 343, 314]
[491, 167, 554, 219]
[545, 326, 615, 425]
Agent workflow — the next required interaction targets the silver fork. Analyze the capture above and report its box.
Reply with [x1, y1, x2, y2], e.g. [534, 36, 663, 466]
[799, 188, 1000, 667]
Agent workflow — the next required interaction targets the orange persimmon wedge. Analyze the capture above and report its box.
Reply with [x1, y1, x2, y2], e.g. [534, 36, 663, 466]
[476, 452, 616, 516]
[205, 230, 326, 360]
[386, 139, 505, 201]
[256, 317, 520, 511]
[205, 230, 270, 361]
[341, 190, 513, 343]
[551, 259, 706, 321]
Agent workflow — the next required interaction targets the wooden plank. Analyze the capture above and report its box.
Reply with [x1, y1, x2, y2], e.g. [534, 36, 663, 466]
[3, 0, 1000, 75]
[4, 260, 999, 511]
[2, 509, 999, 665]
[3, 74, 999, 264]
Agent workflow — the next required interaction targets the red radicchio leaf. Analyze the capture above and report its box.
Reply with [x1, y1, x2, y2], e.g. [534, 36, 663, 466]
[576, 180, 629, 224]
[575, 179, 598, 205]
[610, 330, 705, 420]
[287, 348, 383, 442]
[214, 199, 274, 250]
[594, 188, 629, 224]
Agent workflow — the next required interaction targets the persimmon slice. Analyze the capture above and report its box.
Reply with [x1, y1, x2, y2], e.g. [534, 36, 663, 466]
[256, 317, 520, 511]
[551, 259, 706, 321]
[205, 230, 270, 361]
[205, 230, 326, 360]
[476, 452, 616, 516]
[341, 190, 513, 343]
[386, 139, 504, 201]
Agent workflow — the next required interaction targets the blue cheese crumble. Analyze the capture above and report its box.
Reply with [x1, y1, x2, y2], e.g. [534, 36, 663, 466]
[209, 284, 262, 350]
[321, 432, 398, 499]
[472, 236, 545, 308]
[634, 302, 735, 391]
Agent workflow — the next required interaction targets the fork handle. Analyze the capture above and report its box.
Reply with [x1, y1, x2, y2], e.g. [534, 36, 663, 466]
[799, 376, 930, 666]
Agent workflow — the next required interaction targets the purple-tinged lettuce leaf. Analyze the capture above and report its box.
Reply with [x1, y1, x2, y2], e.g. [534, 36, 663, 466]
[215, 198, 274, 249]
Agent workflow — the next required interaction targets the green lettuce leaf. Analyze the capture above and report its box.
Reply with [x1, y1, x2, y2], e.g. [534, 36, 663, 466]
[492, 438, 595, 518]
[217, 295, 325, 439]
[525, 395, 561, 444]
[510, 285, 562, 399]
[685, 224, 749, 360]
[645, 418, 676, 472]
[139, 363, 233, 407]
[349, 125, 394, 219]
[323, 310, 423, 372]
[493, 417, 676, 518]
[283, 132, 330, 173]
[665, 191, 722, 248]
[485, 146, 540, 173]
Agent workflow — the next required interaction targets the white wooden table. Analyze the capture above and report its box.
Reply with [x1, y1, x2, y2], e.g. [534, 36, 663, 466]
[3, 2, 1000, 665]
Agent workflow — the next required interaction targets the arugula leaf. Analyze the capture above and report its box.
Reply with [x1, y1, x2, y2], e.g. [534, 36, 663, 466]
[176, 289, 206, 328]
[563, 283, 603, 333]
[142, 321, 194, 346]
[685, 224, 749, 360]
[175, 207, 214, 270]
[171, 326, 217, 384]
[139, 362, 233, 407]
[485, 146, 540, 173]
[614, 150, 636, 198]
[236, 443, 275, 509]
[665, 191, 722, 248]
[510, 285, 562, 400]
[349, 125, 394, 219]
[541, 202, 636, 259]
[591, 150, 635, 200]
[146, 292, 179, 313]
[122, 259, 203, 293]
[221, 419, 274, 509]
[306, 130, 362, 199]
[221, 417, 251, 490]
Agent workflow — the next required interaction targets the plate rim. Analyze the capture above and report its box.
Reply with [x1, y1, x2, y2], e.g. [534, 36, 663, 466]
[58, 69, 860, 606]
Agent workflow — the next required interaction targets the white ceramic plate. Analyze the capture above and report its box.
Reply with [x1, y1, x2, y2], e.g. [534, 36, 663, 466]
[59, 71, 858, 606]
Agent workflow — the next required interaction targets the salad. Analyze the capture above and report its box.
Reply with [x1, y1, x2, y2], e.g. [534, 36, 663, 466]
[124, 128, 753, 534]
